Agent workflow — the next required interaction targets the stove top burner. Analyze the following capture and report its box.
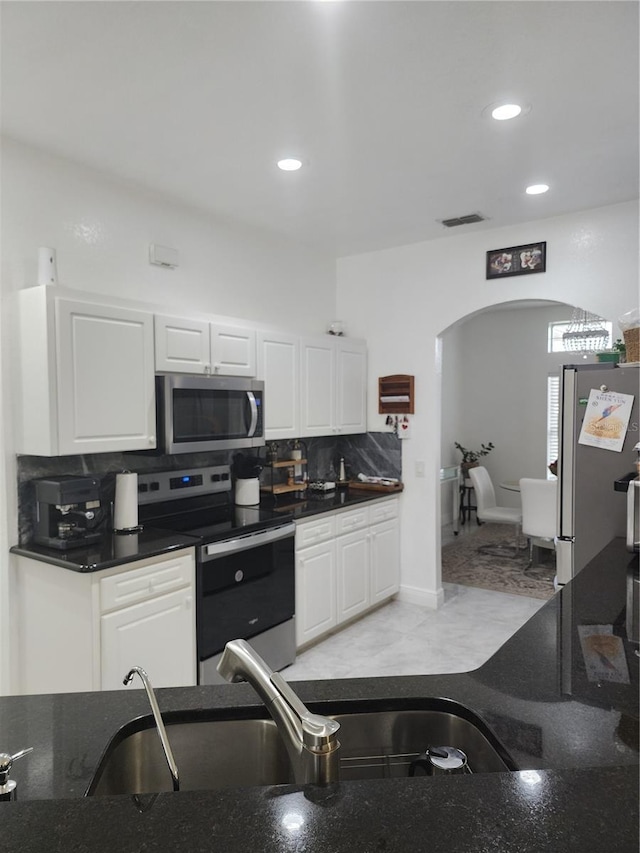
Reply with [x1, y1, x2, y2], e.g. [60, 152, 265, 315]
[136, 465, 292, 544]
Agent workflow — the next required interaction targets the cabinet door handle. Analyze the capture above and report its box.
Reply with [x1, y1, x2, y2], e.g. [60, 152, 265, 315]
[185, 596, 192, 609]
[148, 436, 156, 445]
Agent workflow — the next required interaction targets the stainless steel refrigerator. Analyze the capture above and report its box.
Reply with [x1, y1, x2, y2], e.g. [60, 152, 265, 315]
[557, 362, 639, 584]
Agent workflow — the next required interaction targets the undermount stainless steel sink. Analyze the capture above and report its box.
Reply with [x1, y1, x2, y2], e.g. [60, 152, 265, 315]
[86, 697, 517, 796]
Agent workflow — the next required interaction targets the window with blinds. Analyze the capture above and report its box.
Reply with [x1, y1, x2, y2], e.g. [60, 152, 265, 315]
[547, 375, 560, 477]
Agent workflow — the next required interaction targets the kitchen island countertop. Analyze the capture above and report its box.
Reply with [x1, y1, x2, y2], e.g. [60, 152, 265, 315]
[1, 538, 637, 852]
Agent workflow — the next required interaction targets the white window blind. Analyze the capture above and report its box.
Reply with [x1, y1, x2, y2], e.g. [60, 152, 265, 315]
[548, 320, 613, 353]
[547, 375, 560, 477]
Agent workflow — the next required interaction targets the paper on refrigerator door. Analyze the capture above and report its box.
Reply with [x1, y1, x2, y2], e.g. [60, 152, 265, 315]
[578, 388, 635, 452]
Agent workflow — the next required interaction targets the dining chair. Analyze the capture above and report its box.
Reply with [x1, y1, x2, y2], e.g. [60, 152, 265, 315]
[468, 466, 522, 554]
[519, 478, 557, 567]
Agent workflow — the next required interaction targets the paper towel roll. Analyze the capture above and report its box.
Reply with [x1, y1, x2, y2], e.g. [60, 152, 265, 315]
[114, 471, 139, 532]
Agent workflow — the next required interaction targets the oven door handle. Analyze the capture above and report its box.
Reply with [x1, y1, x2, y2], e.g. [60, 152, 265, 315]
[200, 522, 295, 561]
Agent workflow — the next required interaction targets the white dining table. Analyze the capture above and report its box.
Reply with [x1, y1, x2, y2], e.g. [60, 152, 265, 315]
[499, 480, 521, 492]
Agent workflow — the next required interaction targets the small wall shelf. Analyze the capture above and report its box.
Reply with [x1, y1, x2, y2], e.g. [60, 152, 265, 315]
[261, 459, 309, 498]
[264, 459, 308, 469]
[378, 375, 415, 414]
[261, 483, 309, 496]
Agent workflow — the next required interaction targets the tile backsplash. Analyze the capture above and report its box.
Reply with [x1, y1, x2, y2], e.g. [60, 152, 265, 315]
[16, 432, 401, 544]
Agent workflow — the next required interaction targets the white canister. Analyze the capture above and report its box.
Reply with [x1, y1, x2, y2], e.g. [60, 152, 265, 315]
[235, 478, 260, 506]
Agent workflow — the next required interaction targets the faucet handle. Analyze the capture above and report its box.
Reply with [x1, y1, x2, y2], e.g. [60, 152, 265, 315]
[300, 713, 341, 751]
[270, 673, 340, 750]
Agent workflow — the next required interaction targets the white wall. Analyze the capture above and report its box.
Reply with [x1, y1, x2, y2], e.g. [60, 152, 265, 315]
[337, 200, 639, 608]
[442, 302, 599, 510]
[440, 321, 464, 524]
[0, 138, 338, 694]
[1, 138, 336, 326]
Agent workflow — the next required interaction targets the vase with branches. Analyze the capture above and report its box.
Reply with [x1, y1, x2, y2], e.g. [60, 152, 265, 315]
[454, 441, 495, 473]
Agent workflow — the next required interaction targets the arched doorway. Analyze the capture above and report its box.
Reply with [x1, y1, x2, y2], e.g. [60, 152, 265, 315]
[437, 298, 607, 596]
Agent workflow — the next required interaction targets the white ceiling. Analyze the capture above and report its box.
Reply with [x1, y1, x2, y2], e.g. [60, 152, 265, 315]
[2, 1, 638, 258]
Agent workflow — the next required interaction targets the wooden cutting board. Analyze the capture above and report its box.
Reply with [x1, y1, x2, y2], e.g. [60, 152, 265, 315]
[347, 480, 404, 493]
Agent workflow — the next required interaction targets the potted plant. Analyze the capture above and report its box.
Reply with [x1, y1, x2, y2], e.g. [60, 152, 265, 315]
[596, 338, 626, 364]
[454, 441, 495, 474]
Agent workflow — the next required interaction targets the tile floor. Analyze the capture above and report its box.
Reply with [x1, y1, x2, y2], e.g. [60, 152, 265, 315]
[282, 522, 545, 682]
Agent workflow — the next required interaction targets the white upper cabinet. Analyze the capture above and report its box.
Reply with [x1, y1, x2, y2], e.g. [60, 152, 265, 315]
[154, 314, 211, 374]
[299, 336, 367, 436]
[257, 330, 300, 440]
[336, 338, 367, 434]
[210, 323, 256, 377]
[154, 315, 256, 377]
[17, 287, 156, 456]
[299, 335, 336, 437]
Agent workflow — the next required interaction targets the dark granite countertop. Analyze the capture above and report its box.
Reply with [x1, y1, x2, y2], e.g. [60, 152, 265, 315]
[9, 489, 397, 572]
[9, 527, 201, 572]
[264, 485, 401, 520]
[1, 538, 637, 851]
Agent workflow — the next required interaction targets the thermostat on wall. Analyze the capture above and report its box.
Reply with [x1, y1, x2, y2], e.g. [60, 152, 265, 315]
[149, 243, 179, 268]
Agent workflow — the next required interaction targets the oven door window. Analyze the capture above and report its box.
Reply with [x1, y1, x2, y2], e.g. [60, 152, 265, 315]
[197, 536, 294, 660]
[173, 388, 259, 444]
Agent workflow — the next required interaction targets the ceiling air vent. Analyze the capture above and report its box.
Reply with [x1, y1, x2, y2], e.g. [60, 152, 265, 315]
[440, 213, 486, 228]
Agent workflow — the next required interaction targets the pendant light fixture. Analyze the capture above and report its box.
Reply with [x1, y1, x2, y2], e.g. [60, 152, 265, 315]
[562, 307, 610, 353]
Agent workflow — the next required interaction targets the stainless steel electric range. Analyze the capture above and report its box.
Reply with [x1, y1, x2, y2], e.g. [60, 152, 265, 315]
[137, 465, 295, 684]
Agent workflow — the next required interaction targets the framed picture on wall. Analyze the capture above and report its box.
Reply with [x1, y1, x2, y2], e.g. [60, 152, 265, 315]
[486, 241, 546, 280]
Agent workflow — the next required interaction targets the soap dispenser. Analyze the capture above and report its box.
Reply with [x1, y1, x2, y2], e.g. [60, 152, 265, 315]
[0, 747, 33, 801]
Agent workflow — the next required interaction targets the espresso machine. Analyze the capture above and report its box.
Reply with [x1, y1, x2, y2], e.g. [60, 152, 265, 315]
[33, 476, 104, 550]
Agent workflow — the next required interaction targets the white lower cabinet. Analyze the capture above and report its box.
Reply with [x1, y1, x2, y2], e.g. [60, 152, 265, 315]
[295, 498, 400, 649]
[14, 548, 196, 694]
[295, 540, 337, 647]
[336, 529, 370, 623]
[370, 519, 401, 604]
[101, 587, 195, 691]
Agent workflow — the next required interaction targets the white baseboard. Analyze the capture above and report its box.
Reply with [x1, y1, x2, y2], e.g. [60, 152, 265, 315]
[397, 583, 444, 609]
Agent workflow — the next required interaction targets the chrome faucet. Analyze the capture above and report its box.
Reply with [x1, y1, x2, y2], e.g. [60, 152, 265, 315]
[123, 666, 180, 792]
[217, 639, 341, 785]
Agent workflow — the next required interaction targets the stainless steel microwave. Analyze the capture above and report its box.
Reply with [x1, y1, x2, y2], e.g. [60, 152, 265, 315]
[155, 374, 265, 454]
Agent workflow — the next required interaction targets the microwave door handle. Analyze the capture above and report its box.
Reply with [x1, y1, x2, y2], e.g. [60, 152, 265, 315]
[246, 391, 258, 437]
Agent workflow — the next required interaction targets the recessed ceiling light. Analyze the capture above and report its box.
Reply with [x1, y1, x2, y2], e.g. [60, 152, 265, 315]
[526, 184, 549, 195]
[491, 103, 522, 121]
[277, 158, 302, 171]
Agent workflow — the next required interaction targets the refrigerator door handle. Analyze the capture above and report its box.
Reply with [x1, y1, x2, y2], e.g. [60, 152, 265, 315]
[627, 481, 639, 551]
[558, 367, 577, 541]
[556, 537, 574, 586]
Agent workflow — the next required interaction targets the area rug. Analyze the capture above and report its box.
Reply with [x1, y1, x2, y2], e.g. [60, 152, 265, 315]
[442, 523, 556, 600]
